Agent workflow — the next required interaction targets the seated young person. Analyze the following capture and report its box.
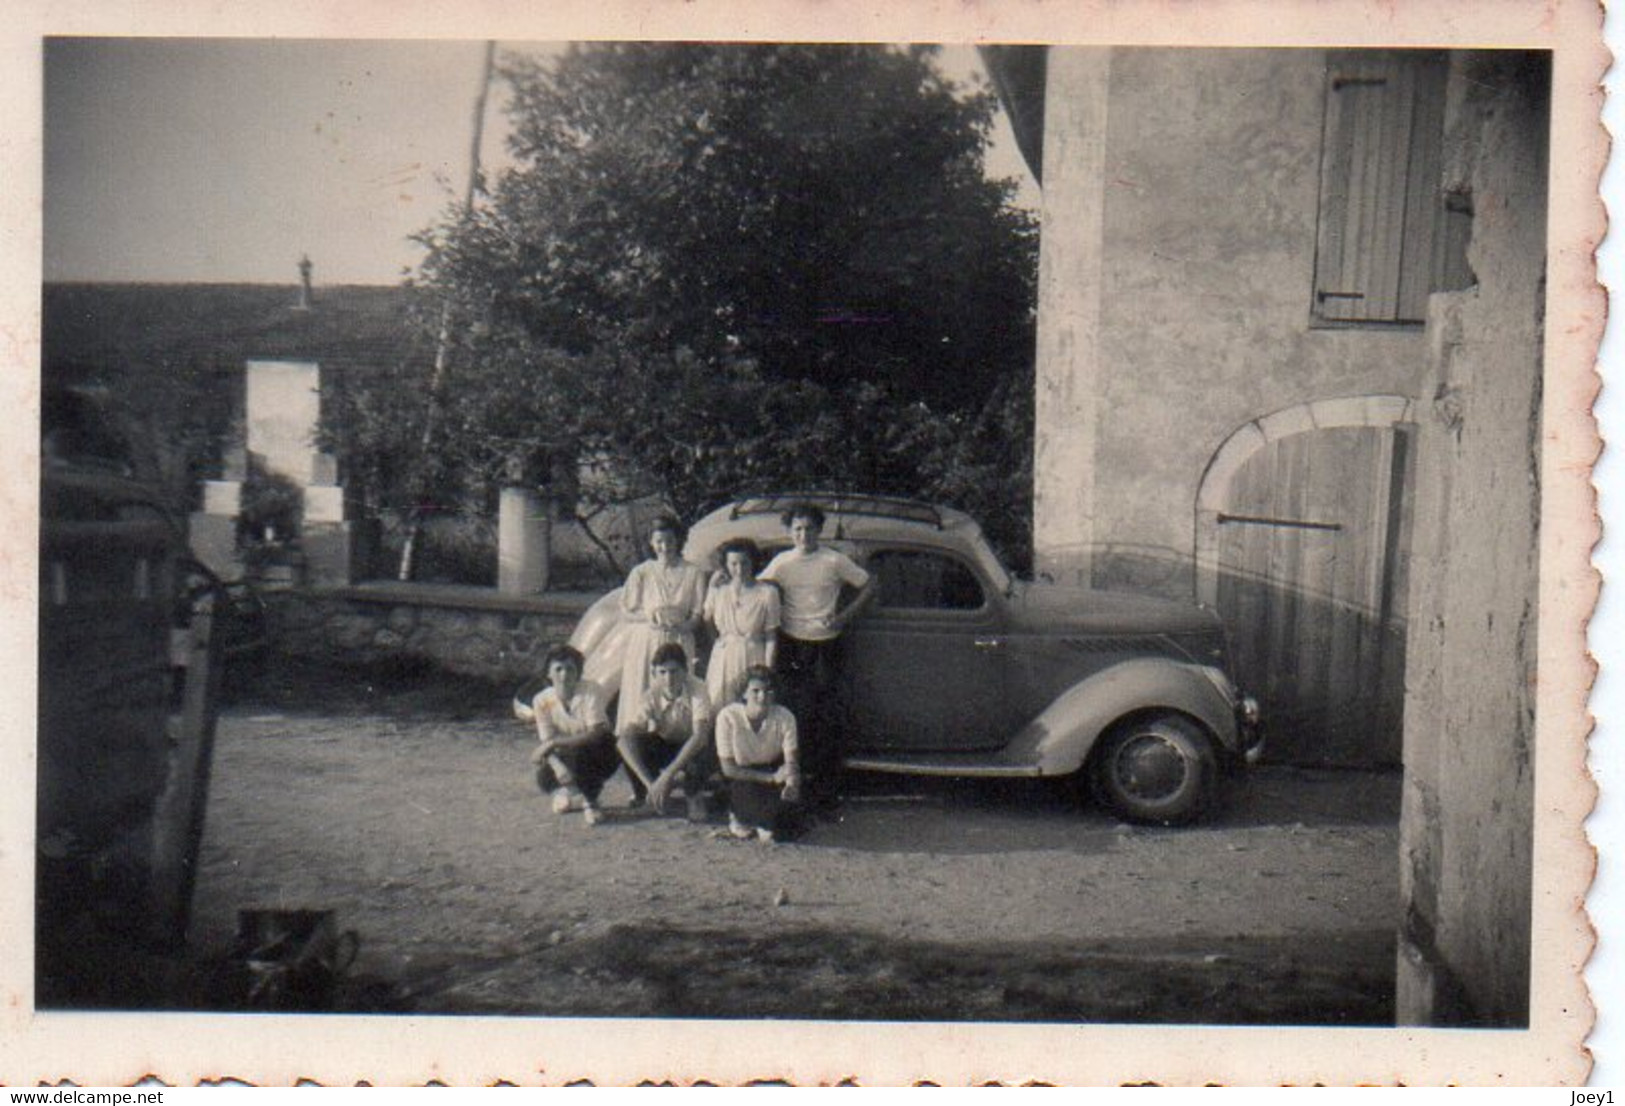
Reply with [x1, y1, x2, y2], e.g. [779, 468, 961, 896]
[616, 643, 716, 820]
[528, 644, 619, 826]
[714, 666, 802, 843]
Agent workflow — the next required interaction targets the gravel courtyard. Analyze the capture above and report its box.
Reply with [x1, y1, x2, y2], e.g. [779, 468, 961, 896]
[127, 660, 1406, 1025]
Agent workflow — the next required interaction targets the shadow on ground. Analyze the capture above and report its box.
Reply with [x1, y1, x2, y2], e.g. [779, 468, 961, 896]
[228, 653, 512, 720]
[42, 922, 1395, 1027]
[419, 925, 1396, 1025]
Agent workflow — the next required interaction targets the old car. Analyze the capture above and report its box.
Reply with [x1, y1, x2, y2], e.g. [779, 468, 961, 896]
[547, 492, 1261, 824]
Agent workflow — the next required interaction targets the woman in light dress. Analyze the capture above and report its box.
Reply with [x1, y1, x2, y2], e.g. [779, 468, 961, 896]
[703, 537, 780, 707]
[616, 515, 707, 734]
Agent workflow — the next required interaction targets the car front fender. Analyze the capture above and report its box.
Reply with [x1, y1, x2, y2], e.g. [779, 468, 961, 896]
[568, 588, 630, 697]
[519, 589, 631, 723]
[1005, 658, 1241, 777]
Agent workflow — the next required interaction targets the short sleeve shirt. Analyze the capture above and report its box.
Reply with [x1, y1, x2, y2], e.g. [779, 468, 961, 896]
[759, 546, 870, 642]
[715, 702, 799, 768]
[632, 674, 713, 745]
[532, 679, 608, 743]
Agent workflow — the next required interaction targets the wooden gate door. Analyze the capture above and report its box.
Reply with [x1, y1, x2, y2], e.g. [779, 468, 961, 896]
[1212, 424, 1413, 765]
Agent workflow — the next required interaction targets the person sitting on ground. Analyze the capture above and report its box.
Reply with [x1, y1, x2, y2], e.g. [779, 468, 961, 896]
[616, 643, 716, 821]
[528, 643, 618, 827]
[714, 666, 801, 843]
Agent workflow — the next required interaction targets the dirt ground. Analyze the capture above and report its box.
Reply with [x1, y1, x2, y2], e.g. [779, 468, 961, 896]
[46, 660, 1404, 1025]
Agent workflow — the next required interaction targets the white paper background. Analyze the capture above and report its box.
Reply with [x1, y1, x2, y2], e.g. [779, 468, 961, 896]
[1587, 0, 1622, 1086]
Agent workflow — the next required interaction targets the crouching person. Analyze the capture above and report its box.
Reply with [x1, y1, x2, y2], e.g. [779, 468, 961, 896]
[617, 643, 717, 821]
[529, 644, 619, 826]
[715, 666, 801, 843]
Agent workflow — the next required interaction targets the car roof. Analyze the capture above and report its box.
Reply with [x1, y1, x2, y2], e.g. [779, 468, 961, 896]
[686, 493, 1010, 593]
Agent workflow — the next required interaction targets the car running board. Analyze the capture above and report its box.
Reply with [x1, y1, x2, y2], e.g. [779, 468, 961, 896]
[843, 754, 1045, 779]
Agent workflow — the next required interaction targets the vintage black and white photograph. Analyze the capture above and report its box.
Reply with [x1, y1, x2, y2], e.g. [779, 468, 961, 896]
[13, 0, 1605, 1086]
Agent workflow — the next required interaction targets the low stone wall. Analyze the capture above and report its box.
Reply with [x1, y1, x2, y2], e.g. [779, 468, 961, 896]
[266, 582, 599, 682]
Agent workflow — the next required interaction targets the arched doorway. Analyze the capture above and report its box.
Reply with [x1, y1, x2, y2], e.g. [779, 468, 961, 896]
[1195, 396, 1417, 766]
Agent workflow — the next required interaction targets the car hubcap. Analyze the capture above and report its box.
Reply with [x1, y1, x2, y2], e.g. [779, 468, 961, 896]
[1115, 732, 1189, 802]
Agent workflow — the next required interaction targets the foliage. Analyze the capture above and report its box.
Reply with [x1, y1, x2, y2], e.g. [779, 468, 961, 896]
[374, 42, 1038, 574]
[371, 510, 499, 587]
[237, 459, 304, 545]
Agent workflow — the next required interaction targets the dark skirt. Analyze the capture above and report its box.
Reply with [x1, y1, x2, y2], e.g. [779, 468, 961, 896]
[729, 776, 786, 831]
[535, 736, 621, 803]
[624, 732, 718, 802]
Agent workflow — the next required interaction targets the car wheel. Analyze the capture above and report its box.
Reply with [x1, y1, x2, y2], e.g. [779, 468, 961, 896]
[1092, 713, 1217, 826]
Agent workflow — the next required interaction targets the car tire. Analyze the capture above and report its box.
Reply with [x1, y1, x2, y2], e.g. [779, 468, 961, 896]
[1092, 713, 1217, 826]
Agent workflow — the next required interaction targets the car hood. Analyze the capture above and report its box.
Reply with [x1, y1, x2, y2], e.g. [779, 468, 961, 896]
[1006, 580, 1223, 636]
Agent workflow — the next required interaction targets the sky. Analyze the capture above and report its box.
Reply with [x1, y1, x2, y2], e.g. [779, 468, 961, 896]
[43, 38, 1039, 286]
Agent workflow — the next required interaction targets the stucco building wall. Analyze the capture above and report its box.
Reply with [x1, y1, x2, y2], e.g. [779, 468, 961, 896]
[1035, 47, 1429, 595]
[245, 360, 323, 485]
[1027, 46, 1545, 1025]
[1395, 51, 1546, 1027]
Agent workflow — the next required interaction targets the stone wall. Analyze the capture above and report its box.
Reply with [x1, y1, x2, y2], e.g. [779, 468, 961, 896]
[266, 583, 596, 683]
[1395, 52, 1547, 1028]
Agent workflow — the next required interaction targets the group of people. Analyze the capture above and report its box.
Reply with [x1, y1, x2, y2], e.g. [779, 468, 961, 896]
[525, 502, 875, 842]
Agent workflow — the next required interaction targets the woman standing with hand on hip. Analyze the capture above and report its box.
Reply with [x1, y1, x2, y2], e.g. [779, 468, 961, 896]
[616, 514, 706, 736]
[703, 537, 780, 708]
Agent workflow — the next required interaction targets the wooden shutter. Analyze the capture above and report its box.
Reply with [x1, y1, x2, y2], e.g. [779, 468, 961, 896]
[1313, 51, 1448, 325]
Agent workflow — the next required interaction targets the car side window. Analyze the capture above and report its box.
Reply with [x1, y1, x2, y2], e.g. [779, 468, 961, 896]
[869, 550, 985, 611]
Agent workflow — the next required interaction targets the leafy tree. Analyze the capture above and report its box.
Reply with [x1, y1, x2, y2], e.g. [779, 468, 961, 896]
[391, 42, 1037, 573]
[237, 458, 304, 545]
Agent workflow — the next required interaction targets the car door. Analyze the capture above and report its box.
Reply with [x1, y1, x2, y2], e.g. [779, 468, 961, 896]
[842, 546, 1008, 752]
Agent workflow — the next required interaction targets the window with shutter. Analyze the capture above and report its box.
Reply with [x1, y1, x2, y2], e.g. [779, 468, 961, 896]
[1311, 50, 1449, 326]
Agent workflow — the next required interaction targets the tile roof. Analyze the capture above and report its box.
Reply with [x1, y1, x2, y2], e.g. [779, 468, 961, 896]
[43, 282, 433, 384]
